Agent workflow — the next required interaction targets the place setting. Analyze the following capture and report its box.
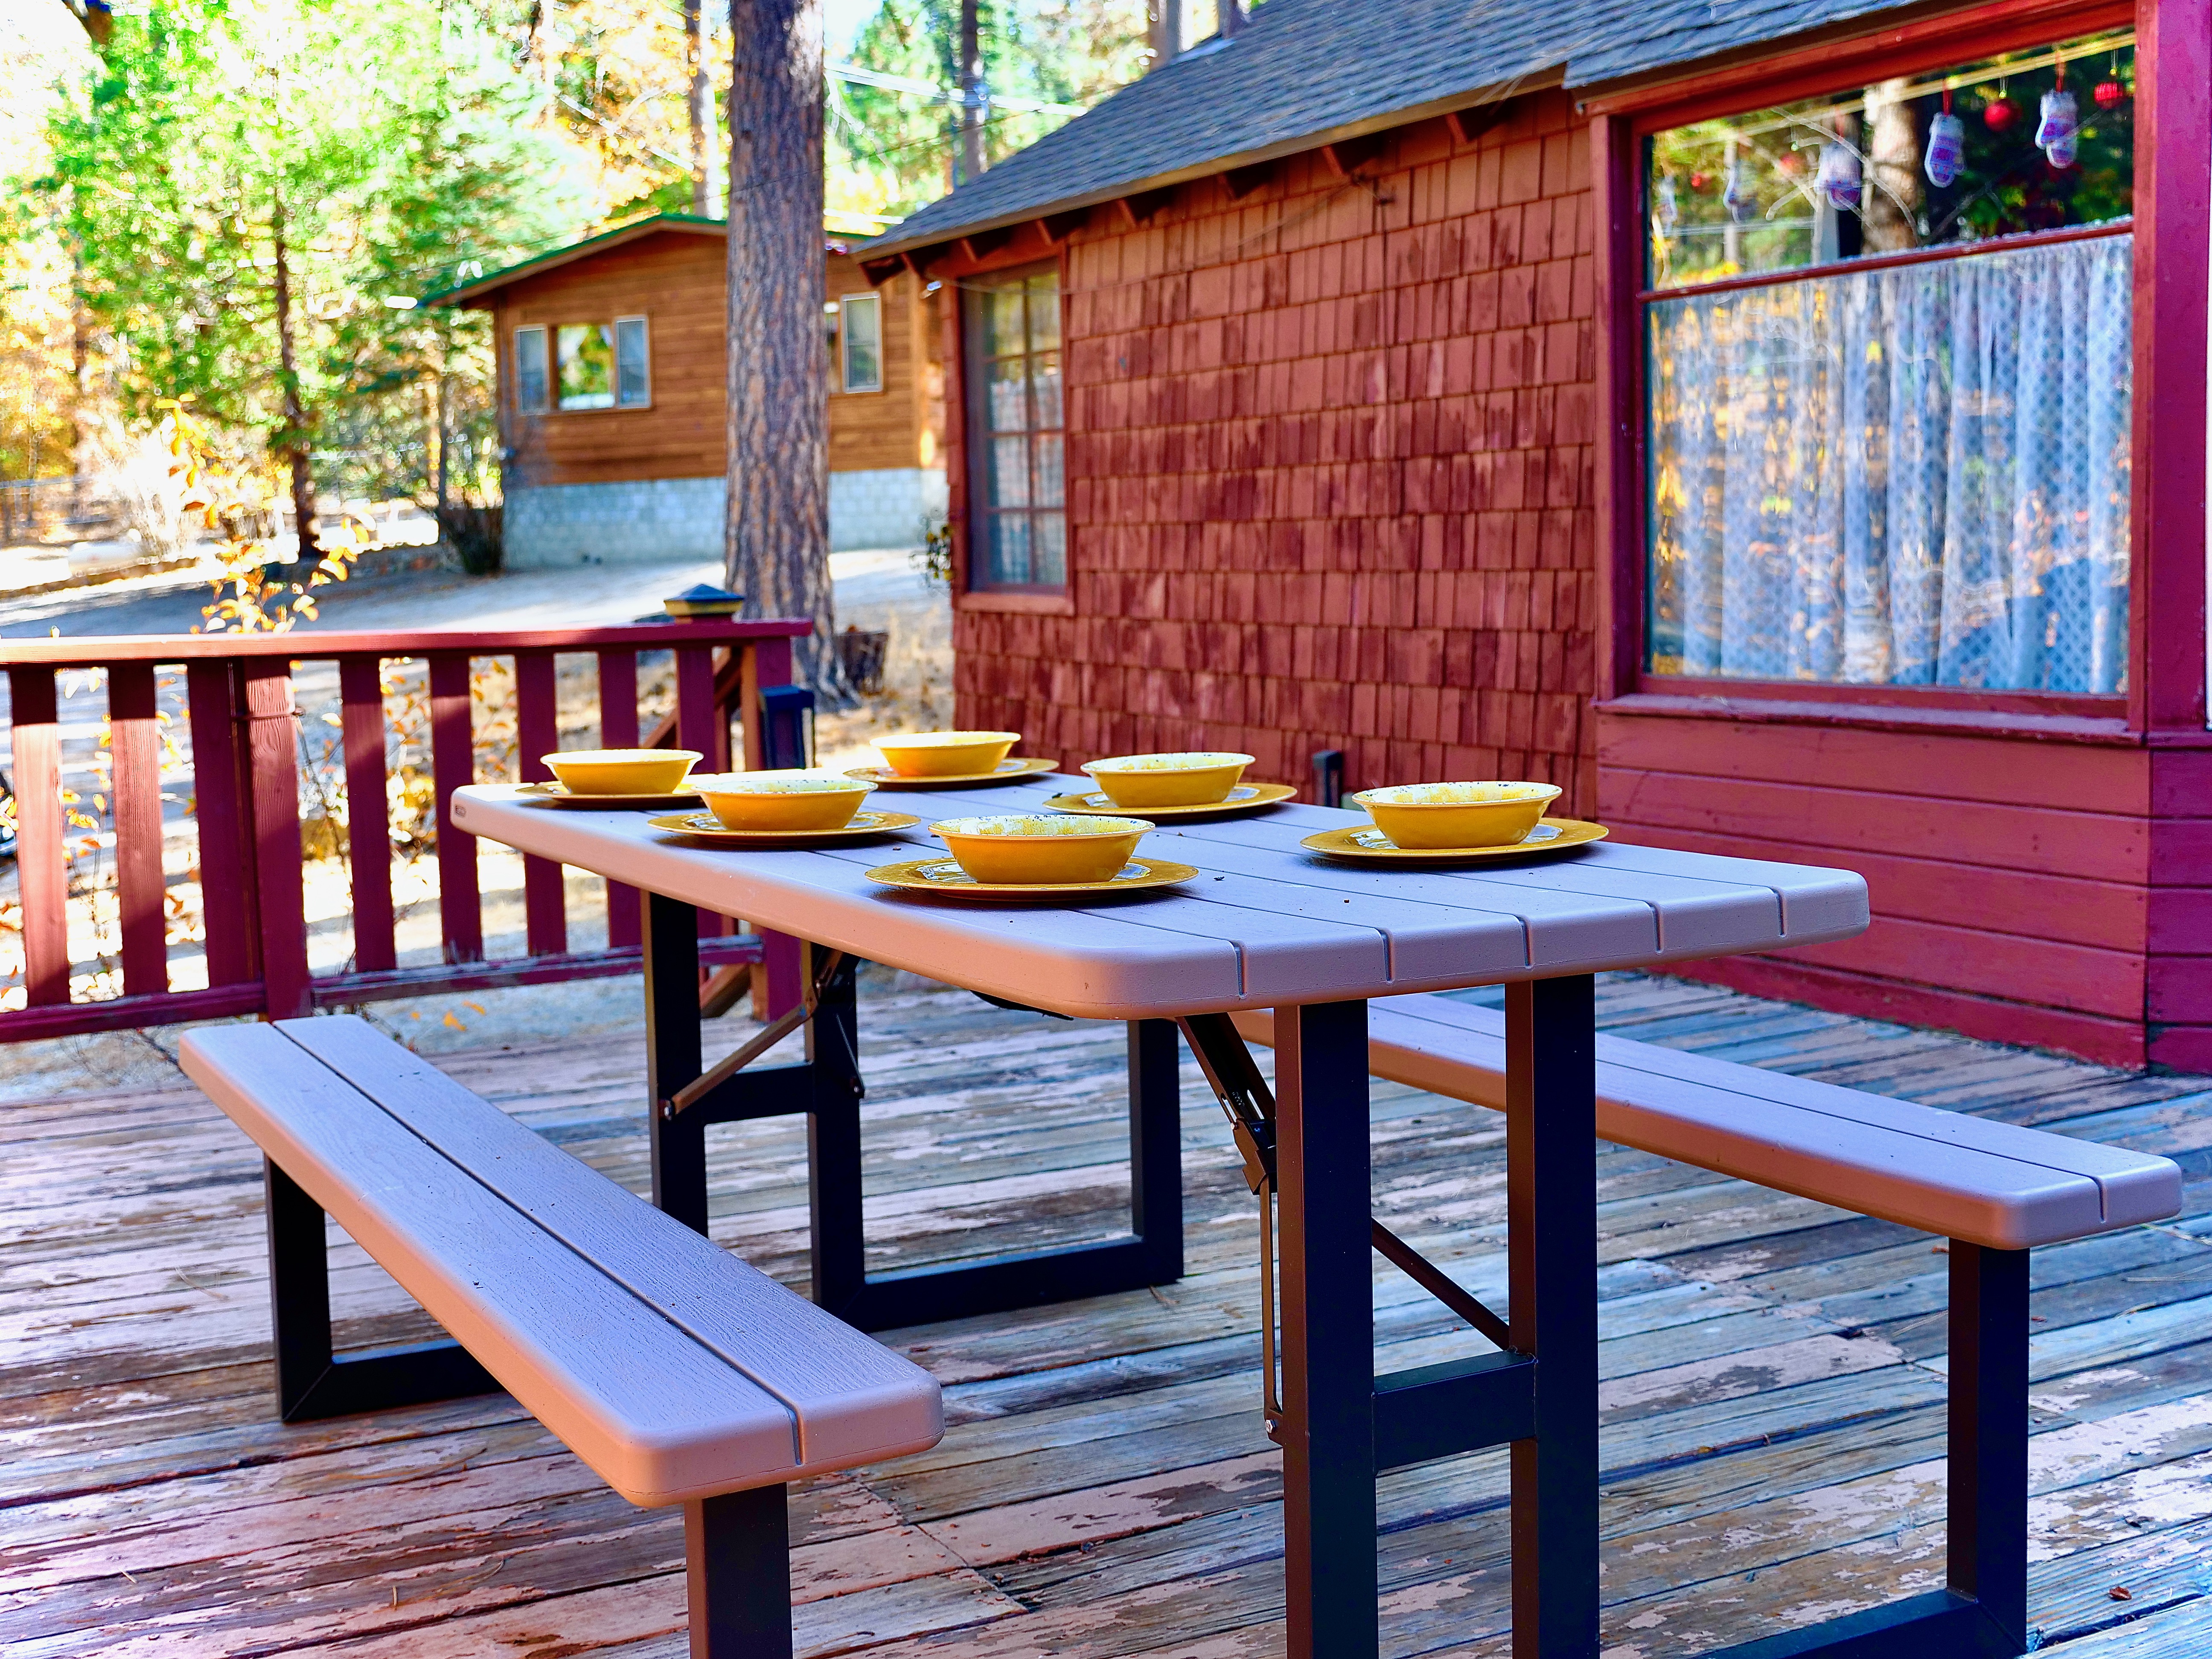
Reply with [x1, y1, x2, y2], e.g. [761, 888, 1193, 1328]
[1040, 750, 1297, 820]
[645, 771, 922, 847]
[842, 730, 1057, 788]
[518, 747, 708, 809]
[866, 811, 1196, 901]
[1298, 780, 1608, 865]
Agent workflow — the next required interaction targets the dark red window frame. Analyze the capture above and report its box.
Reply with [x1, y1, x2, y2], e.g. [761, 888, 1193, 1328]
[1588, 0, 2209, 738]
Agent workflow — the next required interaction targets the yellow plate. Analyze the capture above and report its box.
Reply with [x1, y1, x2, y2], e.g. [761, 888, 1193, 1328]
[646, 809, 921, 846]
[1300, 818, 1609, 864]
[521, 781, 702, 810]
[864, 855, 1198, 902]
[845, 757, 1058, 789]
[1040, 782, 1299, 820]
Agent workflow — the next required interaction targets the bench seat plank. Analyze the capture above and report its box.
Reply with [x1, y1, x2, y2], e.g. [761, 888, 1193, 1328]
[1231, 994, 2182, 1250]
[275, 1015, 941, 1472]
[180, 1019, 941, 1506]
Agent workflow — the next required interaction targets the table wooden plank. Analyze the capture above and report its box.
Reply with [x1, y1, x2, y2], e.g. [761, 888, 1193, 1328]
[450, 782, 1870, 1019]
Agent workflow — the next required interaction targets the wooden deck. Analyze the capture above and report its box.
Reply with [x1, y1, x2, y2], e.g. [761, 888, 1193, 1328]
[5, 971, 2211, 1658]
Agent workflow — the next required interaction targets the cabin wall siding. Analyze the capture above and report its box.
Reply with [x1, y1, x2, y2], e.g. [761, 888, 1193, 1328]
[950, 88, 1604, 811]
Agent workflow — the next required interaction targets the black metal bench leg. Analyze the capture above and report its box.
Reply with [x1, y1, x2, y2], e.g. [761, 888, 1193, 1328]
[1507, 975, 1601, 1659]
[686, 1484, 793, 1659]
[1951, 1241, 2031, 1653]
[645, 891, 711, 1236]
[264, 1159, 497, 1422]
[1275, 997, 1380, 1659]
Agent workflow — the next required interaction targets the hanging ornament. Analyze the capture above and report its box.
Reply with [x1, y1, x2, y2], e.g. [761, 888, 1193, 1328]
[1722, 152, 1755, 223]
[2095, 53, 2127, 109]
[1654, 174, 1679, 229]
[1816, 138, 1861, 211]
[1926, 87, 1965, 186]
[1984, 79, 2020, 132]
[2037, 60, 2078, 168]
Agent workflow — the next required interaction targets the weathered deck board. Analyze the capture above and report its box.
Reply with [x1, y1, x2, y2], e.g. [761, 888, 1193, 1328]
[3, 969, 2208, 1656]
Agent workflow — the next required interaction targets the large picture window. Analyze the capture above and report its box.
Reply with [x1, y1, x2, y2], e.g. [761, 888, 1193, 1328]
[1644, 32, 2135, 693]
[965, 266, 1065, 590]
[516, 317, 650, 415]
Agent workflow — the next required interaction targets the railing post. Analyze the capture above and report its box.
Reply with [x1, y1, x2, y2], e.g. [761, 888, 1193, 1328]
[187, 661, 261, 989]
[742, 637, 804, 1017]
[427, 652, 482, 963]
[242, 660, 310, 1019]
[338, 657, 396, 974]
[108, 663, 168, 998]
[514, 650, 568, 958]
[597, 648, 642, 950]
[9, 667, 69, 1007]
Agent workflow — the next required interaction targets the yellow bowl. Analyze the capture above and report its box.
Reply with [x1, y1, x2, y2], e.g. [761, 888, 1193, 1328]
[874, 730, 1021, 778]
[543, 748, 702, 796]
[691, 771, 876, 832]
[932, 813, 1150, 885]
[1082, 751, 1254, 808]
[1351, 781, 1563, 850]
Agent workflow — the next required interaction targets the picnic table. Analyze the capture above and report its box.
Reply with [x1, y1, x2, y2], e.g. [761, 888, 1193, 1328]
[450, 775, 1870, 1657]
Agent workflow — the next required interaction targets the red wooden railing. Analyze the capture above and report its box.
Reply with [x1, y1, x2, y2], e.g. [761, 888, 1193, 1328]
[0, 618, 811, 1043]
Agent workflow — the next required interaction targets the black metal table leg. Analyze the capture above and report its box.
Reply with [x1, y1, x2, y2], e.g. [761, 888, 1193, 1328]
[639, 896, 1185, 1330]
[685, 1484, 793, 1658]
[1275, 997, 1380, 1659]
[1507, 975, 1601, 1659]
[264, 1159, 498, 1421]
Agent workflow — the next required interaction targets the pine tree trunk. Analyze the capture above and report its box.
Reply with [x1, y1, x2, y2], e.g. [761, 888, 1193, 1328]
[269, 195, 317, 564]
[958, 0, 984, 184]
[686, 0, 710, 215]
[726, 0, 848, 701]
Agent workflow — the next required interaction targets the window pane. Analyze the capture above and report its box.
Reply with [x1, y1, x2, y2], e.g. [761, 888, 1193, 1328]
[1026, 274, 1060, 350]
[515, 327, 548, 413]
[1031, 352, 1063, 429]
[1646, 233, 2132, 692]
[1031, 514, 1067, 587]
[841, 295, 882, 392]
[1647, 30, 2135, 290]
[557, 324, 614, 410]
[985, 358, 1028, 433]
[615, 318, 649, 406]
[990, 436, 1030, 506]
[983, 287, 1027, 357]
[1033, 434, 1064, 508]
[988, 514, 1032, 585]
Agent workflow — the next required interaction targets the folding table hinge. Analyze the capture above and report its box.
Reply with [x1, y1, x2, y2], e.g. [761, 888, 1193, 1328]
[662, 950, 847, 1119]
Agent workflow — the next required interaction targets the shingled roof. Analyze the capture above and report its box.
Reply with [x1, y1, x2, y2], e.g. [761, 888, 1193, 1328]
[860, 0, 1930, 261]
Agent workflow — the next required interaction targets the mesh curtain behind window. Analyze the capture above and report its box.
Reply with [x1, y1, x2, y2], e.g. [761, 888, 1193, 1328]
[1647, 234, 2133, 693]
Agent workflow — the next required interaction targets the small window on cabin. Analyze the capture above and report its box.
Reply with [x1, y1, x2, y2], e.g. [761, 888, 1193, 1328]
[1642, 29, 2135, 694]
[615, 316, 650, 407]
[514, 326, 549, 413]
[556, 323, 616, 410]
[964, 266, 1065, 591]
[841, 294, 883, 393]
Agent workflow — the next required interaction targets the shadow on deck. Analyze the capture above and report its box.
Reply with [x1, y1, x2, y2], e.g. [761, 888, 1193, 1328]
[5, 972, 2211, 1657]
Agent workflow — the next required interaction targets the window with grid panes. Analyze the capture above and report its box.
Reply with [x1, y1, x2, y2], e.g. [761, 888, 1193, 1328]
[965, 266, 1065, 589]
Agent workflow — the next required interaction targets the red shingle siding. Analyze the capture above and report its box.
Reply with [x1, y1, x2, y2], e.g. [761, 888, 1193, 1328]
[951, 89, 1601, 809]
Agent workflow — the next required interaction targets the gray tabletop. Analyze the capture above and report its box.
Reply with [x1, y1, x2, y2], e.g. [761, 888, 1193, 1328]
[452, 779, 1869, 1022]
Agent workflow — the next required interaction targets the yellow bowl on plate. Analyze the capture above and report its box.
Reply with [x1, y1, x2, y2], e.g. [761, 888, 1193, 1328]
[691, 771, 875, 832]
[874, 730, 1021, 778]
[1351, 781, 1563, 850]
[1082, 751, 1254, 808]
[543, 748, 702, 796]
[932, 813, 1150, 885]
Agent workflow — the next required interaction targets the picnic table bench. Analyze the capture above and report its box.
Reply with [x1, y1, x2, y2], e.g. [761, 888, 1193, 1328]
[179, 1014, 944, 1659]
[1232, 991, 2185, 1657]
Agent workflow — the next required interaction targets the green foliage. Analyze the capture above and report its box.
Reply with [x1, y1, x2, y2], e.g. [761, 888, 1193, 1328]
[830, 0, 1149, 224]
[19, 0, 581, 500]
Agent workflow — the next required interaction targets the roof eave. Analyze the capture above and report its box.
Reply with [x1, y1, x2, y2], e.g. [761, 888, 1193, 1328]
[424, 214, 728, 310]
[857, 66, 1566, 264]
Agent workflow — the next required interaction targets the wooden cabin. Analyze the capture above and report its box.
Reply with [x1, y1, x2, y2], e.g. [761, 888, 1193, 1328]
[430, 214, 945, 562]
[856, 0, 2212, 1071]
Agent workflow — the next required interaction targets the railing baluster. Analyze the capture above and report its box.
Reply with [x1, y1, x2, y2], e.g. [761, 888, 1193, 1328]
[597, 648, 641, 950]
[186, 661, 258, 987]
[737, 638, 805, 1017]
[515, 650, 567, 958]
[242, 661, 310, 1018]
[675, 640, 726, 768]
[427, 652, 482, 963]
[106, 663, 166, 997]
[9, 667, 69, 1006]
[338, 656, 396, 974]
